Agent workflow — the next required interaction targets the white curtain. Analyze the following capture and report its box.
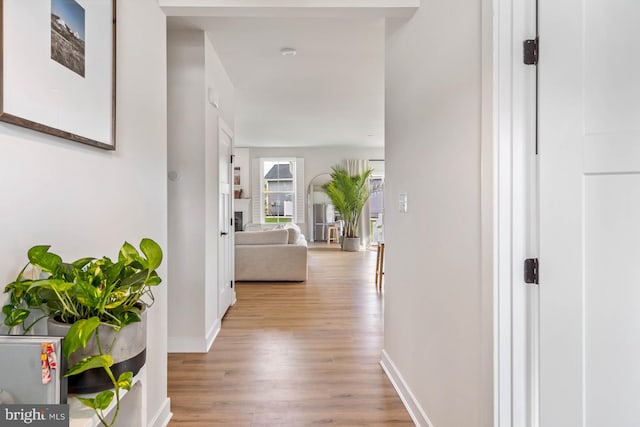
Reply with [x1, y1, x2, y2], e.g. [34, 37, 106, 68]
[344, 159, 371, 248]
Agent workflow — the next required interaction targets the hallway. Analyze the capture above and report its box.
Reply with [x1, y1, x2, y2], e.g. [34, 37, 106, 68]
[167, 246, 413, 426]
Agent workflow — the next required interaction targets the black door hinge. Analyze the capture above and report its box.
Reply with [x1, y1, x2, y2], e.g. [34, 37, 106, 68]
[523, 39, 538, 65]
[524, 258, 539, 284]
[230, 218, 233, 226]
[230, 280, 234, 289]
[230, 154, 235, 164]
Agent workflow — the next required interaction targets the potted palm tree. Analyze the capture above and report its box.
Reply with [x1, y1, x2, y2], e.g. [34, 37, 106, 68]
[2, 238, 163, 427]
[322, 165, 374, 251]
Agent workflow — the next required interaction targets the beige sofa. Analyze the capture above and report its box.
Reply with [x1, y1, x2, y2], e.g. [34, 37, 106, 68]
[235, 225, 308, 281]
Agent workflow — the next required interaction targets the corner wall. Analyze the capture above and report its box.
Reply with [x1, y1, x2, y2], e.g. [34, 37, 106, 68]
[383, 1, 493, 426]
[0, 0, 169, 423]
[167, 30, 234, 352]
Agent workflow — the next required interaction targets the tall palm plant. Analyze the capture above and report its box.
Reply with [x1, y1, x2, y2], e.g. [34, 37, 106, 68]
[322, 166, 373, 238]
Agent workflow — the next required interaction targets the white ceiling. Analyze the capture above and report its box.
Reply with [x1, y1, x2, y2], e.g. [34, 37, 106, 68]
[168, 17, 385, 148]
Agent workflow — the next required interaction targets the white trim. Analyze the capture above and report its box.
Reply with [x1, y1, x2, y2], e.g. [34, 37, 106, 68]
[148, 398, 172, 427]
[205, 318, 222, 352]
[295, 157, 305, 223]
[494, 0, 514, 424]
[219, 116, 233, 139]
[168, 318, 220, 353]
[380, 350, 432, 427]
[168, 337, 206, 353]
[252, 158, 262, 223]
[494, 0, 538, 425]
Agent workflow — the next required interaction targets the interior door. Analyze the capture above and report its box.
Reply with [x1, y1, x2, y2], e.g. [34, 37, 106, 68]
[539, 1, 640, 426]
[218, 120, 234, 318]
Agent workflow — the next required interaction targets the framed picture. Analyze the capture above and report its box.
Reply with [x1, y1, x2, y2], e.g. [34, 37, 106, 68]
[234, 166, 241, 185]
[0, 0, 116, 150]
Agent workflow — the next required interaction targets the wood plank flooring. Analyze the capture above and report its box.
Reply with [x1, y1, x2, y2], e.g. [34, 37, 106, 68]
[167, 245, 413, 426]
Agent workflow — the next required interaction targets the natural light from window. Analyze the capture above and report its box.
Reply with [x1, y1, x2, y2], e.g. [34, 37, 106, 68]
[262, 159, 296, 223]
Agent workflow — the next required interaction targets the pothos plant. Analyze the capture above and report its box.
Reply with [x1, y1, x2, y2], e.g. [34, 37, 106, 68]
[2, 238, 163, 427]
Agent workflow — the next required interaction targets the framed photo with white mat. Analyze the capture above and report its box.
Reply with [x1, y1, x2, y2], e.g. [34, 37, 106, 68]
[0, 0, 116, 150]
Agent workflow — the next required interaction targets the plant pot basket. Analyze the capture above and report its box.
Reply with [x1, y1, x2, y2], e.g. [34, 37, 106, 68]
[47, 314, 147, 394]
[342, 237, 361, 252]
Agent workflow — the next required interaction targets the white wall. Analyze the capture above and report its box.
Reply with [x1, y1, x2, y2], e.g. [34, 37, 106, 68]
[167, 31, 207, 351]
[383, 1, 493, 427]
[0, 0, 170, 424]
[167, 30, 234, 352]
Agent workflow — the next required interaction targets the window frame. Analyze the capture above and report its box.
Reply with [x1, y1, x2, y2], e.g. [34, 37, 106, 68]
[260, 158, 297, 224]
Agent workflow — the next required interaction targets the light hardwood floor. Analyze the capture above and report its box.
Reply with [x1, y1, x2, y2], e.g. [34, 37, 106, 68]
[167, 245, 413, 426]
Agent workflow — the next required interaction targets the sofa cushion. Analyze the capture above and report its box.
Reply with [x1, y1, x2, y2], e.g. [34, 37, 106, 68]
[244, 223, 283, 232]
[235, 229, 289, 245]
[284, 223, 302, 244]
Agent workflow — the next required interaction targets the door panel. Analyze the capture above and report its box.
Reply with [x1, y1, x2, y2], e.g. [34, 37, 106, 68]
[218, 122, 234, 318]
[585, 175, 640, 426]
[539, 0, 640, 425]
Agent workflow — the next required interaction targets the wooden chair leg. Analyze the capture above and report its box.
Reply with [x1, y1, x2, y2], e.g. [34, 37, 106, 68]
[375, 245, 381, 286]
[375, 243, 385, 292]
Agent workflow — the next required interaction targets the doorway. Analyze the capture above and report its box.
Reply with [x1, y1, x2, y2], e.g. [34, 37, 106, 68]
[218, 119, 235, 318]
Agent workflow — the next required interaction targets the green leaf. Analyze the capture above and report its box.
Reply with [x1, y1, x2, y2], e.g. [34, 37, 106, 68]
[74, 281, 100, 308]
[76, 397, 97, 409]
[118, 311, 141, 328]
[140, 238, 163, 271]
[117, 371, 133, 391]
[118, 242, 140, 265]
[27, 279, 74, 293]
[3, 308, 29, 327]
[145, 275, 162, 287]
[27, 245, 51, 262]
[104, 261, 124, 284]
[27, 245, 62, 273]
[63, 317, 101, 361]
[71, 257, 95, 270]
[117, 269, 148, 290]
[65, 354, 114, 377]
[94, 390, 114, 410]
[2, 305, 13, 316]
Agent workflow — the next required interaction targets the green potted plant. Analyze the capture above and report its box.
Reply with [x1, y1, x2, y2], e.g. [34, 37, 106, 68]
[2, 238, 163, 427]
[322, 165, 374, 251]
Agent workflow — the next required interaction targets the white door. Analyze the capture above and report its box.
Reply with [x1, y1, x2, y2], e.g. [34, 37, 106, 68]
[539, 1, 640, 425]
[218, 120, 235, 318]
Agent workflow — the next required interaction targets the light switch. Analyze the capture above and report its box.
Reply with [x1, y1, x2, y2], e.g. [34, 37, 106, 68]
[399, 192, 408, 213]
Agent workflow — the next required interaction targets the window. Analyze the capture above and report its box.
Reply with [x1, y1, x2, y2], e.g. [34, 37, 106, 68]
[370, 177, 384, 220]
[252, 158, 304, 224]
[369, 160, 385, 243]
[263, 159, 295, 223]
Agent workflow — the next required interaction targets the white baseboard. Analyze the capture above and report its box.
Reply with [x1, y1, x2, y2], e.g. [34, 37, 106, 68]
[168, 319, 221, 353]
[380, 350, 434, 427]
[148, 397, 172, 427]
[205, 319, 221, 352]
[168, 336, 204, 353]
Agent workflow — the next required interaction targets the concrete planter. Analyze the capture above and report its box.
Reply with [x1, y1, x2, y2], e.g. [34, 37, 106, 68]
[47, 312, 147, 394]
[342, 237, 361, 252]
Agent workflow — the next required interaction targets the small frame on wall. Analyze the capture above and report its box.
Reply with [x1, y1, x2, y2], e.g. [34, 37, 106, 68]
[0, 0, 116, 150]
